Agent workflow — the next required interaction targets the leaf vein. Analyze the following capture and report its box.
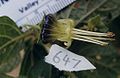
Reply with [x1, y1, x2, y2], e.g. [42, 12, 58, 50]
[0, 35, 12, 40]
[0, 23, 21, 35]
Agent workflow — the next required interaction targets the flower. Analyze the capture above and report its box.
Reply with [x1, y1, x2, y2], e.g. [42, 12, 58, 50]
[41, 14, 115, 48]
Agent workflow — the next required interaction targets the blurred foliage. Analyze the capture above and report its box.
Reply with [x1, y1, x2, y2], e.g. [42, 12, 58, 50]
[0, 74, 13, 78]
[0, 0, 120, 78]
[58, 0, 120, 24]
[69, 41, 120, 78]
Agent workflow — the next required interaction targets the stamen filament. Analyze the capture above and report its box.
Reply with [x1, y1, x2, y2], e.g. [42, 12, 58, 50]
[72, 37, 107, 46]
[86, 36, 115, 41]
[72, 28, 108, 37]
[72, 34, 108, 46]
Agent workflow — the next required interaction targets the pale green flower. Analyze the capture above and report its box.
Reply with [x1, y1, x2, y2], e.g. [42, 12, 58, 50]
[41, 14, 115, 48]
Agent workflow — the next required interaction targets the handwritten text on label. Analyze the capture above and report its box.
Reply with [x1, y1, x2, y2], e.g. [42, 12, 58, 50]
[45, 44, 96, 71]
[53, 51, 81, 68]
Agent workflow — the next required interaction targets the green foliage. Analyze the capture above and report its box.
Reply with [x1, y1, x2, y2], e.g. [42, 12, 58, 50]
[0, 74, 14, 78]
[0, 16, 23, 73]
[19, 42, 51, 78]
[69, 41, 120, 78]
[81, 15, 108, 32]
[58, 0, 120, 25]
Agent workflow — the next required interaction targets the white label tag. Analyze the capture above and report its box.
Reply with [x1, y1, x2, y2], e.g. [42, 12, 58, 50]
[45, 44, 96, 71]
[0, 0, 75, 26]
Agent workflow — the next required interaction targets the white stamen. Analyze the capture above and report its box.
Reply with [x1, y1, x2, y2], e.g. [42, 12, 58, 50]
[72, 37, 108, 46]
[72, 34, 108, 46]
[86, 37, 115, 41]
[72, 28, 108, 37]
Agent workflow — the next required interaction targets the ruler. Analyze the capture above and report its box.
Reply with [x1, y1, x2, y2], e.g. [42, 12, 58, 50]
[0, 0, 75, 27]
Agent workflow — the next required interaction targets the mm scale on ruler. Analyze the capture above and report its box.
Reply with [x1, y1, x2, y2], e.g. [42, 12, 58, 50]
[0, 0, 75, 27]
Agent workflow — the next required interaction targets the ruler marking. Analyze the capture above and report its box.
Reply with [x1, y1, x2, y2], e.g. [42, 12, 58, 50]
[37, 12, 43, 21]
[34, 10, 41, 22]
[61, 0, 65, 9]
[59, 1, 63, 9]
[61, 0, 64, 9]
[48, 5, 53, 13]
[16, 0, 75, 26]
[29, 19, 33, 25]
[31, 17, 36, 25]
[30, 19, 34, 25]
[38, 12, 42, 19]
[51, 5, 56, 13]
[47, 9, 50, 14]
[37, 14, 41, 22]
[55, 3, 60, 11]
[44, 9, 48, 14]
[34, 15, 39, 24]
[64, 0, 67, 5]
[49, 5, 54, 13]
[26, 17, 31, 25]
[67, 0, 70, 4]
[54, 4, 58, 12]
[34, 17, 38, 24]
[57, 1, 62, 10]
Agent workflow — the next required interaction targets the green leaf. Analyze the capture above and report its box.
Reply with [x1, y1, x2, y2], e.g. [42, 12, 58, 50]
[20, 42, 69, 78]
[97, 0, 120, 21]
[0, 54, 21, 73]
[0, 16, 23, 73]
[27, 60, 52, 78]
[19, 40, 34, 77]
[69, 0, 107, 25]
[69, 41, 120, 78]
[59, 0, 120, 26]
[83, 15, 108, 32]
[0, 74, 14, 78]
[19, 42, 52, 78]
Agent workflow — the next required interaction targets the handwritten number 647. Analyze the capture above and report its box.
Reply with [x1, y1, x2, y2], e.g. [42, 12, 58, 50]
[53, 51, 81, 68]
